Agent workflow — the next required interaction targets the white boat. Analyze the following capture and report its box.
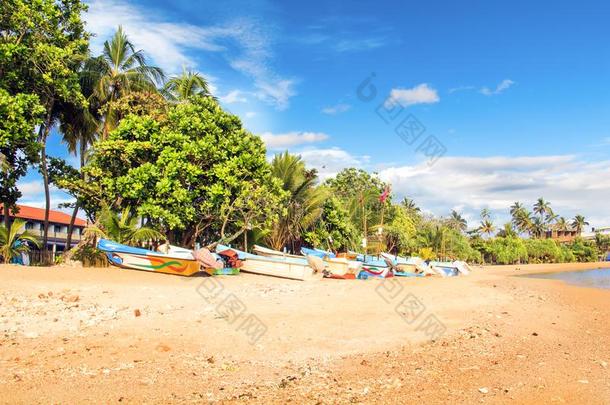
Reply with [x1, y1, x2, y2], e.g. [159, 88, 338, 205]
[217, 245, 316, 281]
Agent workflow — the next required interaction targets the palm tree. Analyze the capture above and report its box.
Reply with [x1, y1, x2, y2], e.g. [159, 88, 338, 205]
[533, 198, 551, 223]
[58, 66, 102, 250]
[531, 217, 546, 238]
[265, 152, 325, 251]
[497, 222, 518, 238]
[448, 210, 467, 232]
[162, 67, 214, 102]
[478, 219, 495, 237]
[85, 206, 163, 245]
[571, 215, 589, 234]
[555, 217, 569, 231]
[510, 202, 524, 218]
[0, 219, 41, 264]
[401, 198, 420, 213]
[87, 26, 165, 138]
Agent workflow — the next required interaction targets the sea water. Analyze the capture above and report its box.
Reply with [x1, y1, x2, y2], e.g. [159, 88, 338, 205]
[523, 268, 610, 289]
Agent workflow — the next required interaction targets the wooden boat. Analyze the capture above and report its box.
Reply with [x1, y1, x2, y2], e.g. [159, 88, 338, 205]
[217, 245, 316, 281]
[357, 266, 394, 279]
[98, 239, 201, 276]
[380, 253, 436, 276]
[252, 244, 303, 259]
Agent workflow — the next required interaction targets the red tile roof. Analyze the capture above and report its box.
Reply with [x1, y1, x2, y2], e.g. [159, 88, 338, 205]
[0, 204, 87, 227]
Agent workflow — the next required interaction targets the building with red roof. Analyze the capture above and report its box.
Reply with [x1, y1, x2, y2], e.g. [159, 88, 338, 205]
[0, 204, 88, 252]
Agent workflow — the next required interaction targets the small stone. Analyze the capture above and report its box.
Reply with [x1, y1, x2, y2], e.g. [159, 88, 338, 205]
[598, 361, 608, 369]
[479, 387, 489, 394]
[134, 309, 141, 317]
[532, 332, 539, 336]
[207, 356, 215, 364]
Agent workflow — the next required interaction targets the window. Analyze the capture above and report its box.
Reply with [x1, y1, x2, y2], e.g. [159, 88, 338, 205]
[54, 225, 62, 233]
[25, 222, 34, 230]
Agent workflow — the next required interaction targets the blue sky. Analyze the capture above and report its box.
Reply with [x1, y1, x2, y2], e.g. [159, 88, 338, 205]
[19, 0, 610, 229]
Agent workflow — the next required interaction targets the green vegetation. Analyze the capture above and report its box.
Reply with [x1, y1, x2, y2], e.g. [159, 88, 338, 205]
[0, 3, 604, 266]
[0, 219, 41, 263]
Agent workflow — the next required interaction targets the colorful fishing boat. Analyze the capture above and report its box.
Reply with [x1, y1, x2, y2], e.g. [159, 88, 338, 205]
[357, 266, 394, 279]
[216, 245, 316, 281]
[380, 253, 436, 276]
[98, 239, 201, 276]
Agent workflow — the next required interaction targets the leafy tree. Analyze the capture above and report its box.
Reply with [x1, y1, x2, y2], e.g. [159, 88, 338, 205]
[0, 218, 41, 263]
[265, 152, 325, 252]
[163, 67, 214, 102]
[304, 197, 357, 251]
[571, 215, 589, 234]
[555, 216, 570, 231]
[325, 168, 388, 249]
[1, 0, 90, 251]
[84, 206, 163, 245]
[384, 205, 417, 255]
[401, 197, 421, 215]
[61, 96, 282, 247]
[0, 90, 44, 227]
[533, 197, 551, 225]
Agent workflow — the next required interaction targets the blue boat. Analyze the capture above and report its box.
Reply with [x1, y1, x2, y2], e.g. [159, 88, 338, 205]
[300, 247, 336, 259]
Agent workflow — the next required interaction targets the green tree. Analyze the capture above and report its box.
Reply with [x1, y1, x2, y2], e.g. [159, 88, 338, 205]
[0, 0, 90, 251]
[571, 215, 589, 234]
[478, 219, 495, 237]
[325, 168, 387, 250]
[0, 90, 44, 227]
[304, 197, 357, 251]
[265, 152, 325, 252]
[162, 67, 214, 102]
[61, 96, 282, 247]
[87, 26, 164, 138]
[533, 197, 551, 225]
[448, 210, 467, 232]
[555, 216, 570, 231]
[0, 218, 41, 263]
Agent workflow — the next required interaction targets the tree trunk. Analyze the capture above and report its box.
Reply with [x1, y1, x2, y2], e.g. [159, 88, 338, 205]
[3, 204, 9, 229]
[40, 140, 51, 253]
[65, 141, 86, 251]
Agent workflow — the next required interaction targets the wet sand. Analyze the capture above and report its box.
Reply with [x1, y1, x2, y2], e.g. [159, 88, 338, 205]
[1, 262, 609, 404]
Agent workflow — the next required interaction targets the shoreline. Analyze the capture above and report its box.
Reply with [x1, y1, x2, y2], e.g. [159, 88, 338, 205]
[1, 262, 609, 403]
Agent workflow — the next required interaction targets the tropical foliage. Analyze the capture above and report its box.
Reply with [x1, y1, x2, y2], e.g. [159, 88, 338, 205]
[0, 219, 41, 263]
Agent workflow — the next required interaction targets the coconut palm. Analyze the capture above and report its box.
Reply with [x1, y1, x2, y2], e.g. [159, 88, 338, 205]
[555, 217, 570, 231]
[531, 217, 546, 238]
[0, 219, 41, 264]
[533, 198, 551, 223]
[497, 223, 518, 238]
[264, 152, 326, 251]
[448, 210, 467, 232]
[510, 202, 524, 218]
[401, 198, 421, 216]
[478, 219, 495, 237]
[84, 206, 164, 245]
[571, 215, 589, 234]
[87, 26, 165, 138]
[162, 67, 214, 102]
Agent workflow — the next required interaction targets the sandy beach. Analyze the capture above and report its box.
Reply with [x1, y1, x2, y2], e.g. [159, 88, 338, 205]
[1, 262, 609, 404]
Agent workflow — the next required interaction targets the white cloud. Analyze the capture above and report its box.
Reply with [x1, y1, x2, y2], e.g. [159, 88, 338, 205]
[260, 131, 329, 149]
[378, 155, 610, 229]
[322, 103, 351, 115]
[298, 147, 371, 181]
[448, 85, 475, 94]
[219, 90, 248, 104]
[85, 0, 296, 109]
[387, 84, 440, 107]
[245, 111, 257, 118]
[480, 79, 515, 96]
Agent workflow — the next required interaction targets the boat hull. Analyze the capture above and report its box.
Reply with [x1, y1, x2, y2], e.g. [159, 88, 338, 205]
[105, 251, 201, 276]
[240, 258, 315, 281]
